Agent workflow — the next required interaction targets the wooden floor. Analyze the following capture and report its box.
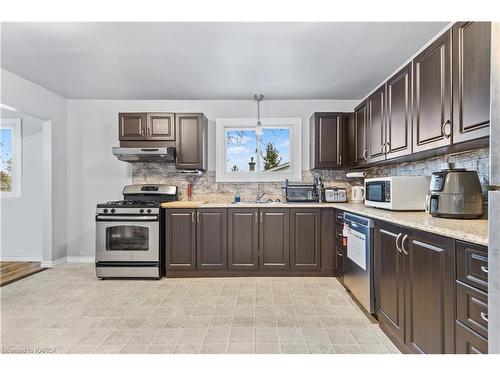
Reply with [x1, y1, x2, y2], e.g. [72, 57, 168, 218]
[0, 262, 46, 287]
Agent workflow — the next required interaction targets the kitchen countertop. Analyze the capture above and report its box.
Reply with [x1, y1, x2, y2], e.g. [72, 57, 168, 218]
[161, 201, 488, 246]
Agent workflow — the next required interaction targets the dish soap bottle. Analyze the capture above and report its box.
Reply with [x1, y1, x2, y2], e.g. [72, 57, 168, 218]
[234, 191, 241, 203]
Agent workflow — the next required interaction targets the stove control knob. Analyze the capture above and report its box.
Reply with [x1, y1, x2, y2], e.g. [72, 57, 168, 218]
[110, 208, 115, 214]
[147, 209, 152, 214]
[103, 209, 108, 213]
[139, 209, 144, 214]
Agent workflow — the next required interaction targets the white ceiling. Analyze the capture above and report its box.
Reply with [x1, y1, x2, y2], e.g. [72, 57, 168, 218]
[1, 22, 448, 100]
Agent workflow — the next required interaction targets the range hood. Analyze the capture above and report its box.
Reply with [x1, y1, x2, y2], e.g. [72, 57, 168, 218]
[112, 146, 175, 163]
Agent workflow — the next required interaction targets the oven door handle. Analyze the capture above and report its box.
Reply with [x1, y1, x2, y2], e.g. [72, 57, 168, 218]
[96, 215, 158, 221]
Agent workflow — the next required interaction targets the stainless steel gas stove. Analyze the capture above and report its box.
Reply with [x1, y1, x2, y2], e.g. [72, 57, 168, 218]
[95, 184, 178, 279]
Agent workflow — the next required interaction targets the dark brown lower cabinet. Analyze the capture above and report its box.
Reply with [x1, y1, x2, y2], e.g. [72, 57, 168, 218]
[375, 221, 455, 354]
[405, 231, 455, 354]
[165, 209, 197, 271]
[196, 209, 227, 270]
[259, 208, 290, 270]
[227, 208, 259, 271]
[375, 222, 406, 345]
[290, 208, 321, 271]
[455, 321, 488, 354]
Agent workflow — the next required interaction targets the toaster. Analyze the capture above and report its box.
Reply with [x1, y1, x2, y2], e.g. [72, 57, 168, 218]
[425, 168, 483, 219]
[322, 187, 348, 203]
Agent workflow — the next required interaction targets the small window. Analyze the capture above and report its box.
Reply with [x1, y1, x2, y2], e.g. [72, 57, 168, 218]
[216, 118, 301, 182]
[1, 119, 22, 197]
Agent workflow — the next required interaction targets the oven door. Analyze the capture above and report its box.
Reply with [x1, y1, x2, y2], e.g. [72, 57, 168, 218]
[96, 216, 159, 262]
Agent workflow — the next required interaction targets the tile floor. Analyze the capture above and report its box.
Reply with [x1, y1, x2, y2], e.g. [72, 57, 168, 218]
[0, 263, 399, 354]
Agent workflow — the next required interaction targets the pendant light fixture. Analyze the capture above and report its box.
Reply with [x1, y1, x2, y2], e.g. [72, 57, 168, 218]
[254, 94, 264, 136]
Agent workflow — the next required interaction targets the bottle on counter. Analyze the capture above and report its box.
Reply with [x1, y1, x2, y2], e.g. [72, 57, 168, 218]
[234, 191, 241, 203]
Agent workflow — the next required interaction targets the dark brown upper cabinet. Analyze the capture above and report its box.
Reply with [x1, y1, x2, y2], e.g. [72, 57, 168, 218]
[412, 31, 453, 153]
[259, 208, 290, 271]
[310, 113, 344, 169]
[165, 208, 197, 271]
[119, 113, 148, 141]
[452, 22, 491, 143]
[367, 85, 386, 163]
[119, 112, 174, 142]
[385, 63, 412, 160]
[228, 208, 259, 271]
[343, 113, 356, 167]
[146, 113, 175, 141]
[175, 113, 208, 170]
[354, 102, 368, 165]
[196, 209, 227, 271]
[290, 208, 321, 272]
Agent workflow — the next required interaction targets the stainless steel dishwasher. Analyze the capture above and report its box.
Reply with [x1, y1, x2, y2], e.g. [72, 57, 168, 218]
[343, 212, 375, 314]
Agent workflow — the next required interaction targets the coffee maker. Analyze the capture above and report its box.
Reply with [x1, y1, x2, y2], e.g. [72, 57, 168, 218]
[425, 168, 483, 219]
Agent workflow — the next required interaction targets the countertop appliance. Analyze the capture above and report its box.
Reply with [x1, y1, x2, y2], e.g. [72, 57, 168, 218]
[343, 212, 374, 314]
[365, 176, 430, 211]
[426, 168, 483, 218]
[95, 184, 178, 279]
[322, 187, 348, 203]
[283, 179, 320, 202]
[112, 146, 176, 163]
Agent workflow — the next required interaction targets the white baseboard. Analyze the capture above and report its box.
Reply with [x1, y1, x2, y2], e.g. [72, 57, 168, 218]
[0, 256, 43, 262]
[67, 256, 95, 263]
[41, 257, 66, 268]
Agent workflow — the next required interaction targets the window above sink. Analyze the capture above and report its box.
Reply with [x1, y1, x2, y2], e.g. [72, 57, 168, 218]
[215, 117, 302, 182]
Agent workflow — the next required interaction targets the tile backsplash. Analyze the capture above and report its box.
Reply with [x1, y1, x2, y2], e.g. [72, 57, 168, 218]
[132, 147, 490, 203]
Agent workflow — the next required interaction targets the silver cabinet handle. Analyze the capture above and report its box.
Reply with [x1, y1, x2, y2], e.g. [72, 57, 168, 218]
[380, 144, 385, 154]
[260, 212, 263, 223]
[197, 211, 200, 223]
[395, 233, 403, 253]
[401, 234, 409, 255]
[481, 265, 488, 274]
[480, 312, 488, 322]
[385, 142, 390, 154]
[191, 212, 195, 223]
[441, 120, 452, 138]
[363, 149, 368, 161]
[338, 154, 342, 165]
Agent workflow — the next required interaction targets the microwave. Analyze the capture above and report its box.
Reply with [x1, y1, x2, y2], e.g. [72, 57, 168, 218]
[364, 176, 430, 211]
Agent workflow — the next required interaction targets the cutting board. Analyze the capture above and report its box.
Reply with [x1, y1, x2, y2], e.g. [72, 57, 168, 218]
[161, 201, 206, 208]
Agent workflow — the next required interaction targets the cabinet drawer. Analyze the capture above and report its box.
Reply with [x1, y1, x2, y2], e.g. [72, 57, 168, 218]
[456, 241, 488, 292]
[455, 321, 488, 354]
[335, 211, 344, 222]
[456, 281, 488, 338]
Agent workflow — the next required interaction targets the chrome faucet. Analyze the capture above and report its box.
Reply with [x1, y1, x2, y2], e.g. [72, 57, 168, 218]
[256, 191, 268, 203]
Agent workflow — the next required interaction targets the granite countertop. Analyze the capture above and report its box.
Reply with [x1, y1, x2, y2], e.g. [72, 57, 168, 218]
[161, 201, 488, 246]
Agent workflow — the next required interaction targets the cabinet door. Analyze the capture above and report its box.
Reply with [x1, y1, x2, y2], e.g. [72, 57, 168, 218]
[311, 113, 343, 169]
[374, 222, 406, 345]
[386, 64, 412, 159]
[452, 22, 491, 143]
[196, 209, 227, 271]
[290, 209, 321, 271]
[165, 209, 196, 271]
[367, 86, 386, 163]
[119, 113, 147, 141]
[354, 102, 367, 165]
[455, 321, 488, 354]
[321, 209, 335, 273]
[412, 31, 452, 153]
[228, 209, 259, 271]
[405, 230, 455, 354]
[147, 113, 175, 141]
[175, 113, 205, 169]
[259, 208, 290, 270]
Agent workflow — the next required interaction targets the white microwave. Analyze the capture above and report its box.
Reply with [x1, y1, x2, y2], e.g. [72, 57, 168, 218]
[364, 176, 430, 211]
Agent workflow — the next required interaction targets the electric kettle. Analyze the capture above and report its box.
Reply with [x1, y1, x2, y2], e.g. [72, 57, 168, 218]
[351, 186, 365, 203]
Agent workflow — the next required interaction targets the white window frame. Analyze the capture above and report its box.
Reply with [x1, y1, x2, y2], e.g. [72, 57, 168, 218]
[0, 119, 22, 198]
[216, 117, 302, 182]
